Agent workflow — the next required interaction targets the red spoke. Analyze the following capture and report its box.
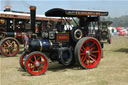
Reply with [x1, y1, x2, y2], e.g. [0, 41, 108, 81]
[82, 55, 87, 63]
[29, 63, 33, 68]
[89, 56, 96, 62]
[34, 56, 37, 61]
[86, 42, 89, 46]
[31, 67, 35, 71]
[40, 61, 45, 64]
[37, 67, 41, 72]
[90, 51, 99, 53]
[90, 54, 97, 58]
[37, 56, 41, 61]
[40, 65, 45, 69]
[87, 56, 90, 65]
[90, 47, 95, 51]
[80, 55, 84, 60]
[29, 59, 35, 64]
[90, 43, 95, 48]
[82, 46, 86, 50]
[80, 48, 84, 52]
[80, 53, 86, 56]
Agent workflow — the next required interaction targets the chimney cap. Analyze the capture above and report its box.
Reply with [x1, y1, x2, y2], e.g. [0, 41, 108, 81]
[30, 6, 36, 10]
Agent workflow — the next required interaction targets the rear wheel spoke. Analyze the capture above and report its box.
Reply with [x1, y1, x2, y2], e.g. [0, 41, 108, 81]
[90, 51, 99, 53]
[90, 43, 95, 48]
[89, 56, 96, 62]
[82, 55, 87, 63]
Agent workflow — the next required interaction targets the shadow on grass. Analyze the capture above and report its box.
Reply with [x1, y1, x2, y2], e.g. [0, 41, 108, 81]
[113, 48, 128, 53]
[48, 64, 81, 72]
[17, 63, 83, 76]
[17, 67, 26, 72]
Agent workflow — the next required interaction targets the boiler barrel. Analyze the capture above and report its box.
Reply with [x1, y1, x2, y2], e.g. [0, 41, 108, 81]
[29, 39, 53, 52]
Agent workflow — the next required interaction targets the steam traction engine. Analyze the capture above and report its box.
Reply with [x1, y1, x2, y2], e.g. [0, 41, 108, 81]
[19, 6, 109, 75]
[0, 6, 61, 57]
[99, 21, 112, 44]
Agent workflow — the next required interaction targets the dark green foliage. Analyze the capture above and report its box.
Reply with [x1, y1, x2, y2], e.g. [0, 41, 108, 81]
[105, 15, 128, 27]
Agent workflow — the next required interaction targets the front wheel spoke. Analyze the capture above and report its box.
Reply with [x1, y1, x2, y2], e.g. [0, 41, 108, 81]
[29, 59, 35, 64]
[40, 61, 45, 64]
[37, 67, 41, 72]
[40, 65, 45, 69]
[37, 56, 41, 61]
[34, 56, 37, 61]
[29, 63, 34, 68]
[31, 67, 35, 71]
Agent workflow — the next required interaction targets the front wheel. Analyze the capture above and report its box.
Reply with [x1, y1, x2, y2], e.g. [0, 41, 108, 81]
[19, 51, 27, 71]
[75, 37, 102, 69]
[24, 52, 48, 76]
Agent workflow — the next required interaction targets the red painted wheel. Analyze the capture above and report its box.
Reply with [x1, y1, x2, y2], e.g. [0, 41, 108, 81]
[25, 52, 48, 75]
[75, 37, 102, 69]
[19, 51, 27, 70]
[0, 37, 19, 57]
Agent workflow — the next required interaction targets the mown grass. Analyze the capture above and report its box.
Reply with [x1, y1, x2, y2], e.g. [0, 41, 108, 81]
[0, 36, 128, 85]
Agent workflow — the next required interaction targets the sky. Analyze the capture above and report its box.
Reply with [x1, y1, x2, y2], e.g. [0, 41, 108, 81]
[0, 0, 128, 17]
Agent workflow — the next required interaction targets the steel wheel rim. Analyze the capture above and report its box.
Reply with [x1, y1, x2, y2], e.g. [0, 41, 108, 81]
[1, 39, 19, 57]
[26, 53, 48, 75]
[80, 39, 101, 68]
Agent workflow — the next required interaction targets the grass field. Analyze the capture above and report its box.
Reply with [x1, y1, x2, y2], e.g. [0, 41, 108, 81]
[0, 36, 128, 85]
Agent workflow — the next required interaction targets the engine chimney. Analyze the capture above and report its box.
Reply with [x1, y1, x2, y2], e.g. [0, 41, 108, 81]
[30, 6, 36, 33]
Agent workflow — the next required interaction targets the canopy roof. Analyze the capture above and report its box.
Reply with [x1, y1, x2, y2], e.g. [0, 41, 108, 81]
[45, 8, 109, 17]
[0, 11, 63, 21]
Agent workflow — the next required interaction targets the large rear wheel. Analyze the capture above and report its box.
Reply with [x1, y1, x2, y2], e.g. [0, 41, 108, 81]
[75, 37, 102, 69]
[24, 52, 48, 76]
[0, 37, 19, 57]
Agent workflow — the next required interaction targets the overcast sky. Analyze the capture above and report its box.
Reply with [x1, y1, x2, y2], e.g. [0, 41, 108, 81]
[0, 0, 128, 17]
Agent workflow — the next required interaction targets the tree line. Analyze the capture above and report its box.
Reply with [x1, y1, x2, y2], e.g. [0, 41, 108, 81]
[105, 15, 128, 27]
[70, 15, 128, 27]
